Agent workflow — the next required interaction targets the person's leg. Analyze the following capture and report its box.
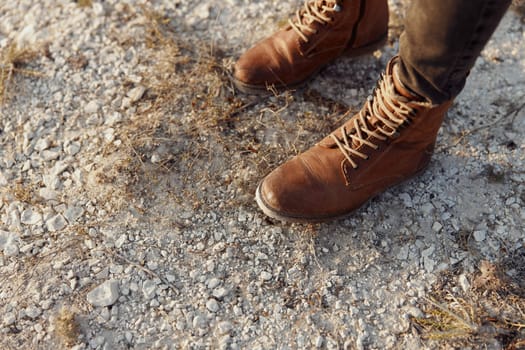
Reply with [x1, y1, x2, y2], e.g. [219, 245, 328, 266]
[398, 0, 512, 104]
[233, 0, 388, 94]
[255, 1, 512, 222]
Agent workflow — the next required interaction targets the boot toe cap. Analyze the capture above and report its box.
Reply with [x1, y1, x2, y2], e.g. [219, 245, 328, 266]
[233, 54, 275, 86]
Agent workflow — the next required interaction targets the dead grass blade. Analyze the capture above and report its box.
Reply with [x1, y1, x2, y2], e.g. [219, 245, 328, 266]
[0, 41, 47, 104]
[413, 260, 525, 349]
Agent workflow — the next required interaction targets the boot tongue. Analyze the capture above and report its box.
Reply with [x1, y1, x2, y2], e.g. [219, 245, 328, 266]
[319, 58, 421, 149]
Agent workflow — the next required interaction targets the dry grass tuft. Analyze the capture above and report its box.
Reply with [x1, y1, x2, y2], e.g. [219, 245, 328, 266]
[75, 0, 92, 8]
[0, 41, 46, 104]
[86, 4, 349, 216]
[413, 260, 525, 349]
[9, 181, 40, 205]
[103, 6, 261, 210]
[53, 308, 80, 347]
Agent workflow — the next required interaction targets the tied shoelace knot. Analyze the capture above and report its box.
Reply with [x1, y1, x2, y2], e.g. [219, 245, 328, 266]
[289, 0, 342, 42]
[330, 72, 417, 169]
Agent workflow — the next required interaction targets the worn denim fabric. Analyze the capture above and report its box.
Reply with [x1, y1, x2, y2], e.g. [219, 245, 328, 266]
[397, 0, 512, 104]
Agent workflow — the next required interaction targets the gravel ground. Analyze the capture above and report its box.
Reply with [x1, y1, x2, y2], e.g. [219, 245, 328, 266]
[1, 1, 524, 349]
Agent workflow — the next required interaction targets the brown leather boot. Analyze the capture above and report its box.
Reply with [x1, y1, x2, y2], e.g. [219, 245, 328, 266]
[255, 57, 453, 222]
[233, 0, 389, 94]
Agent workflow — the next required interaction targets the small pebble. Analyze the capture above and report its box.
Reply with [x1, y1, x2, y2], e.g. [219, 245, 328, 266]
[206, 298, 219, 313]
[212, 287, 229, 299]
[84, 100, 100, 114]
[260, 271, 272, 281]
[216, 321, 232, 335]
[46, 214, 67, 232]
[142, 280, 157, 300]
[127, 86, 146, 103]
[474, 230, 486, 242]
[432, 221, 443, 232]
[20, 209, 42, 225]
[87, 280, 120, 307]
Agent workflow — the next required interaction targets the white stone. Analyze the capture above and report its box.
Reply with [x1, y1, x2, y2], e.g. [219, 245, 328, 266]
[316, 335, 324, 348]
[151, 153, 161, 163]
[142, 280, 157, 299]
[166, 274, 176, 283]
[16, 24, 36, 48]
[35, 138, 50, 152]
[396, 245, 409, 261]
[103, 128, 115, 142]
[127, 86, 146, 103]
[3, 312, 16, 326]
[42, 149, 61, 161]
[84, 100, 100, 114]
[458, 274, 470, 293]
[193, 315, 207, 329]
[51, 161, 69, 177]
[146, 261, 158, 270]
[405, 306, 424, 318]
[505, 197, 516, 205]
[65, 142, 81, 156]
[206, 298, 219, 312]
[207, 277, 221, 289]
[212, 287, 228, 299]
[432, 221, 443, 232]
[64, 206, 84, 223]
[0, 171, 8, 186]
[46, 214, 67, 232]
[100, 307, 110, 321]
[421, 203, 434, 215]
[421, 245, 435, 258]
[105, 112, 122, 126]
[114, 234, 127, 249]
[25, 306, 42, 319]
[399, 193, 413, 208]
[42, 172, 60, 190]
[423, 257, 435, 273]
[87, 280, 120, 307]
[20, 209, 42, 225]
[187, 4, 211, 26]
[0, 230, 15, 248]
[39, 187, 57, 201]
[216, 321, 232, 335]
[125, 331, 133, 343]
[90, 335, 105, 348]
[260, 271, 272, 281]
[40, 299, 53, 310]
[4, 242, 19, 257]
[473, 230, 486, 242]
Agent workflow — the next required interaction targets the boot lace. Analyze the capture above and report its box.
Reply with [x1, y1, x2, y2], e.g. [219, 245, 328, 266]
[330, 73, 417, 169]
[289, 0, 342, 43]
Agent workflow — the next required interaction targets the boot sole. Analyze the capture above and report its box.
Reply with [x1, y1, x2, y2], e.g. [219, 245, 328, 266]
[255, 163, 430, 223]
[232, 34, 388, 95]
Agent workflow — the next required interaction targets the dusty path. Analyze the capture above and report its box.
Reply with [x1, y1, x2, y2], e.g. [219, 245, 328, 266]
[1, 1, 524, 349]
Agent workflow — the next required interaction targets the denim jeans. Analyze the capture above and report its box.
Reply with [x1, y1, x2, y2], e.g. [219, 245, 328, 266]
[397, 0, 512, 104]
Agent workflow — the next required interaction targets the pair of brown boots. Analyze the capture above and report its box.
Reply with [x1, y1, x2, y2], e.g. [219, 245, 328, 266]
[233, 0, 452, 222]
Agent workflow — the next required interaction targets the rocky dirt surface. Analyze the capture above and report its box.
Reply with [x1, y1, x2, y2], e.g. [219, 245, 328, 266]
[0, 0, 524, 349]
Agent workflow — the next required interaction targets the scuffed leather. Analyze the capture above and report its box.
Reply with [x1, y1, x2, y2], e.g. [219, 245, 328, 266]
[234, 0, 388, 89]
[258, 59, 453, 220]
